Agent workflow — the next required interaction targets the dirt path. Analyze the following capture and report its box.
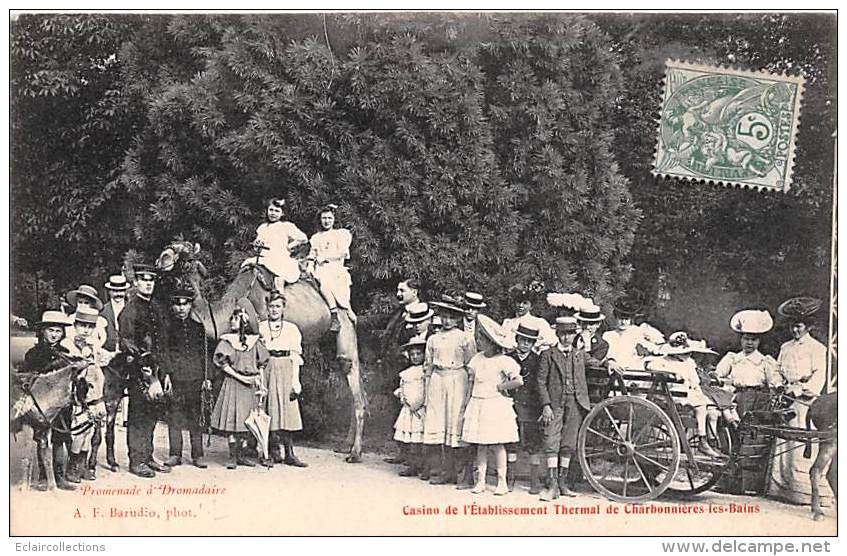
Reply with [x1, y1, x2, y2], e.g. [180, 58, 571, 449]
[9, 423, 836, 536]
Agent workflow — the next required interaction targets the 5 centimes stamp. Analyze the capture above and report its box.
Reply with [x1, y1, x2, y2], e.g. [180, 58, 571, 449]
[654, 60, 805, 192]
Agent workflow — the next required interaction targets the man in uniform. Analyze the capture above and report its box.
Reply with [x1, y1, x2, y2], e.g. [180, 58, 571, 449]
[160, 288, 209, 469]
[119, 264, 171, 478]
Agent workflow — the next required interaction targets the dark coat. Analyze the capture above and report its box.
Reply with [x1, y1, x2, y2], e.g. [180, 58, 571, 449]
[159, 314, 208, 383]
[509, 351, 542, 420]
[23, 342, 71, 374]
[118, 294, 163, 354]
[100, 301, 123, 352]
[580, 334, 609, 367]
[537, 346, 590, 411]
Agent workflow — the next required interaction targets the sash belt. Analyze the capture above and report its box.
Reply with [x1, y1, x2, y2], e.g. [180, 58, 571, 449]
[268, 350, 291, 357]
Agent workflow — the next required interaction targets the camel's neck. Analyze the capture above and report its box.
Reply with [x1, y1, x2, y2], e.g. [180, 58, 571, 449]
[193, 294, 237, 340]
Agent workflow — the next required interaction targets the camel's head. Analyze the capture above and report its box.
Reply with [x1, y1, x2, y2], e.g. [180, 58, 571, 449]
[157, 239, 208, 293]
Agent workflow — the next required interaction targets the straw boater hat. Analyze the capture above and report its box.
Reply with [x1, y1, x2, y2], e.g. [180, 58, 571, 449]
[554, 316, 579, 332]
[463, 292, 487, 310]
[35, 310, 72, 328]
[400, 336, 427, 352]
[514, 323, 540, 341]
[66, 285, 104, 312]
[476, 314, 516, 351]
[576, 302, 605, 323]
[661, 332, 716, 356]
[430, 294, 466, 315]
[73, 306, 101, 325]
[730, 310, 774, 335]
[776, 297, 822, 322]
[404, 302, 434, 324]
[104, 275, 131, 291]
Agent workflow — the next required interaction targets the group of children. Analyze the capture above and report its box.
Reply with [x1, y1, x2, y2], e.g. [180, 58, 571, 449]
[388, 289, 804, 500]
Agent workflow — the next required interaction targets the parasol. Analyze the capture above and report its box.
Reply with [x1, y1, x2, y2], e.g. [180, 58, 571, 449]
[244, 369, 271, 464]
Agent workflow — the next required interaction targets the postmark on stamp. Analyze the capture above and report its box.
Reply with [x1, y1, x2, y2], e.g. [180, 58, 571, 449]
[654, 60, 805, 192]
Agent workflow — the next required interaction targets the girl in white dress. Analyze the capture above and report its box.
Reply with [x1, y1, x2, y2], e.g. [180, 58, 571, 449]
[646, 332, 722, 458]
[308, 204, 353, 331]
[248, 198, 308, 292]
[258, 290, 307, 467]
[461, 314, 523, 495]
[393, 337, 426, 477]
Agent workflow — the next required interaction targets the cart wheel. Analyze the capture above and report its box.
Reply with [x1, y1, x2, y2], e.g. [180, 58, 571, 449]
[578, 396, 681, 503]
[660, 419, 733, 495]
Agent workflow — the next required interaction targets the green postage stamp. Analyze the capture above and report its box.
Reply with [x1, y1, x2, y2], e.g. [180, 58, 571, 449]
[654, 60, 805, 192]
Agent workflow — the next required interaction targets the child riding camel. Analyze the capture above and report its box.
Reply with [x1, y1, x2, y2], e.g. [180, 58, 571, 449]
[308, 204, 353, 332]
[246, 198, 309, 293]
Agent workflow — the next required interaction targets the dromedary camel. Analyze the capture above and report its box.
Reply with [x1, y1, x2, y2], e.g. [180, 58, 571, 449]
[155, 240, 366, 463]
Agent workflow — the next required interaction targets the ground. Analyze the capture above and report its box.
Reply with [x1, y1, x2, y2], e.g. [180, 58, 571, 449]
[9, 420, 836, 536]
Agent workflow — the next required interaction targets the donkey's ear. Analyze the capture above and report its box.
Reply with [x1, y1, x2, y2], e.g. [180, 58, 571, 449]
[193, 243, 201, 254]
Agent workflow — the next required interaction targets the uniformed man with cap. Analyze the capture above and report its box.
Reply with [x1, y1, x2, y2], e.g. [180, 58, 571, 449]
[160, 287, 209, 469]
[537, 316, 590, 500]
[119, 263, 171, 478]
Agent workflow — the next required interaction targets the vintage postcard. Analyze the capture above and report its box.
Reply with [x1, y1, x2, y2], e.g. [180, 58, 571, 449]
[7, 11, 837, 539]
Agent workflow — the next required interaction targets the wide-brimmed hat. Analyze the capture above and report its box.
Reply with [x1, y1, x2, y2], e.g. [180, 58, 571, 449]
[730, 310, 774, 335]
[777, 297, 822, 321]
[35, 310, 72, 328]
[463, 292, 487, 310]
[132, 263, 158, 280]
[104, 275, 131, 291]
[514, 323, 540, 341]
[66, 285, 104, 312]
[401, 336, 428, 352]
[661, 332, 716, 355]
[430, 294, 466, 315]
[576, 303, 605, 322]
[170, 287, 196, 305]
[74, 306, 101, 325]
[613, 297, 642, 318]
[404, 302, 434, 324]
[554, 316, 579, 332]
[476, 314, 516, 350]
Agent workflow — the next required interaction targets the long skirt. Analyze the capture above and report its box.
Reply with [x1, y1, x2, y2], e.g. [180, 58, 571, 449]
[767, 398, 835, 506]
[462, 396, 519, 445]
[422, 368, 468, 447]
[265, 356, 303, 432]
[211, 376, 258, 433]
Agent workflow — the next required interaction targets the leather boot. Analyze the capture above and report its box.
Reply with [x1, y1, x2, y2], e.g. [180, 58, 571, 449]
[53, 449, 77, 491]
[528, 464, 543, 495]
[81, 452, 96, 481]
[282, 433, 307, 467]
[226, 441, 238, 470]
[430, 448, 456, 485]
[558, 467, 576, 497]
[539, 467, 559, 501]
[237, 440, 257, 467]
[329, 309, 341, 333]
[506, 466, 516, 492]
[65, 453, 82, 484]
[456, 456, 476, 490]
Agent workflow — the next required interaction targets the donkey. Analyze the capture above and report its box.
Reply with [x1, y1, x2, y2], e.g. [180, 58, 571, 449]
[805, 392, 837, 521]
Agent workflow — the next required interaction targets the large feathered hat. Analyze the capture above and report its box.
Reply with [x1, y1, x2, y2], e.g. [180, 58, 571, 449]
[730, 309, 774, 334]
[777, 297, 822, 321]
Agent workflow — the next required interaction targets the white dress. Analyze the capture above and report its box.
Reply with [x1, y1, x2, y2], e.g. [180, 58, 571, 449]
[768, 334, 832, 505]
[461, 353, 521, 445]
[393, 365, 425, 443]
[647, 356, 711, 407]
[309, 228, 353, 308]
[247, 221, 308, 284]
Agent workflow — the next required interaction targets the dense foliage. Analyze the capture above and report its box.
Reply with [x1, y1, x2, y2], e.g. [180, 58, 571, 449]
[11, 13, 836, 437]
